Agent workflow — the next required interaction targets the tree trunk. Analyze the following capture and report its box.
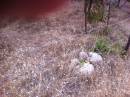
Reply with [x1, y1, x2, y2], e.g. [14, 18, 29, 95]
[125, 35, 130, 52]
[84, 0, 87, 32]
[117, 0, 121, 7]
[106, 1, 111, 28]
[84, 0, 93, 33]
[88, 0, 93, 14]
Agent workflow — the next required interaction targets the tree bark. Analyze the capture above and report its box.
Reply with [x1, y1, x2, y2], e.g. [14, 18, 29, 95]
[125, 35, 130, 52]
[84, 0, 87, 33]
[117, 0, 121, 7]
[84, 0, 93, 33]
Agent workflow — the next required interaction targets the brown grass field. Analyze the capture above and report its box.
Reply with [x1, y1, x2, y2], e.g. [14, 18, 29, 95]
[0, 1, 130, 97]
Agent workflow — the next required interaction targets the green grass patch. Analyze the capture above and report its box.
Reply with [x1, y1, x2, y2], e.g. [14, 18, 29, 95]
[93, 37, 124, 55]
[94, 37, 110, 54]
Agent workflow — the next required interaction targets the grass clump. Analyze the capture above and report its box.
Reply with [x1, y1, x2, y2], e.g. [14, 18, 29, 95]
[94, 37, 110, 54]
[93, 37, 124, 55]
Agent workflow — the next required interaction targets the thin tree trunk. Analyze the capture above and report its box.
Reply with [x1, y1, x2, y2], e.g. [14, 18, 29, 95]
[106, 2, 111, 28]
[84, 0, 87, 33]
[88, 0, 93, 14]
[125, 35, 130, 52]
[117, 0, 121, 7]
[84, 0, 93, 33]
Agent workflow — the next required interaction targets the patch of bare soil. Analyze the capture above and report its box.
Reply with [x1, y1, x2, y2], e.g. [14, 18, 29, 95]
[0, 1, 130, 97]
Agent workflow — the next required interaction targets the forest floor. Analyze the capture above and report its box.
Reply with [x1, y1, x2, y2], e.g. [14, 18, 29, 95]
[0, 1, 130, 97]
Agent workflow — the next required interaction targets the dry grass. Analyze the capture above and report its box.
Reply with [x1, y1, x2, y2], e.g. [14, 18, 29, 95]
[0, 1, 130, 97]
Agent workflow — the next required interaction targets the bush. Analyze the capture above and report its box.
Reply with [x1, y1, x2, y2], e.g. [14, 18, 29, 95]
[93, 37, 124, 55]
[94, 37, 110, 54]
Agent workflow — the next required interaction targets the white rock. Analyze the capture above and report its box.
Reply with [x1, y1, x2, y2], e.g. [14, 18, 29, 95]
[88, 52, 103, 63]
[79, 51, 88, 60]
[80, 63, 94, 76]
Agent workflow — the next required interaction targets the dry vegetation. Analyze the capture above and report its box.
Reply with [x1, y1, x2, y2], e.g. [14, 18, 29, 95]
[0, 1, 130, 97]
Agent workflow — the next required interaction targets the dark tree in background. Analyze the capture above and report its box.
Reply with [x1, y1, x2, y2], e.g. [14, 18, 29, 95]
[125, 35, 130, 52]
[117, 0, 121, 7]
[84, 0, 93, 32]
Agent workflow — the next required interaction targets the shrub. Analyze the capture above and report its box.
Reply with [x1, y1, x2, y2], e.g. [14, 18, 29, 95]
[94, 37, 110, 54]
[93, 37, 124, 55]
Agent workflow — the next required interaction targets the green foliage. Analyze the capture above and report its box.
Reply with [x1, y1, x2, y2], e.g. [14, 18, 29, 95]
[94, 37, 110, 54]
[80, 60, 86, 65]
[93, 37, 124, 55]
[87, 1, 104, 23]
[88, 13, 101, 23]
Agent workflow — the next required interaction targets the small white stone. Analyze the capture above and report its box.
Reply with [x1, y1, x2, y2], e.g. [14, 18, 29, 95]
[88, 52, 103, 63]
[80, 63, 94, 76]
[79, 51, 88, 60]
[23, 63, 27, 67]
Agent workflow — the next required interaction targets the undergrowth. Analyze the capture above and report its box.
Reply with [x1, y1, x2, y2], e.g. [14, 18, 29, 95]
[87, 4, 104, 23]
[93, 36, 124, 55]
